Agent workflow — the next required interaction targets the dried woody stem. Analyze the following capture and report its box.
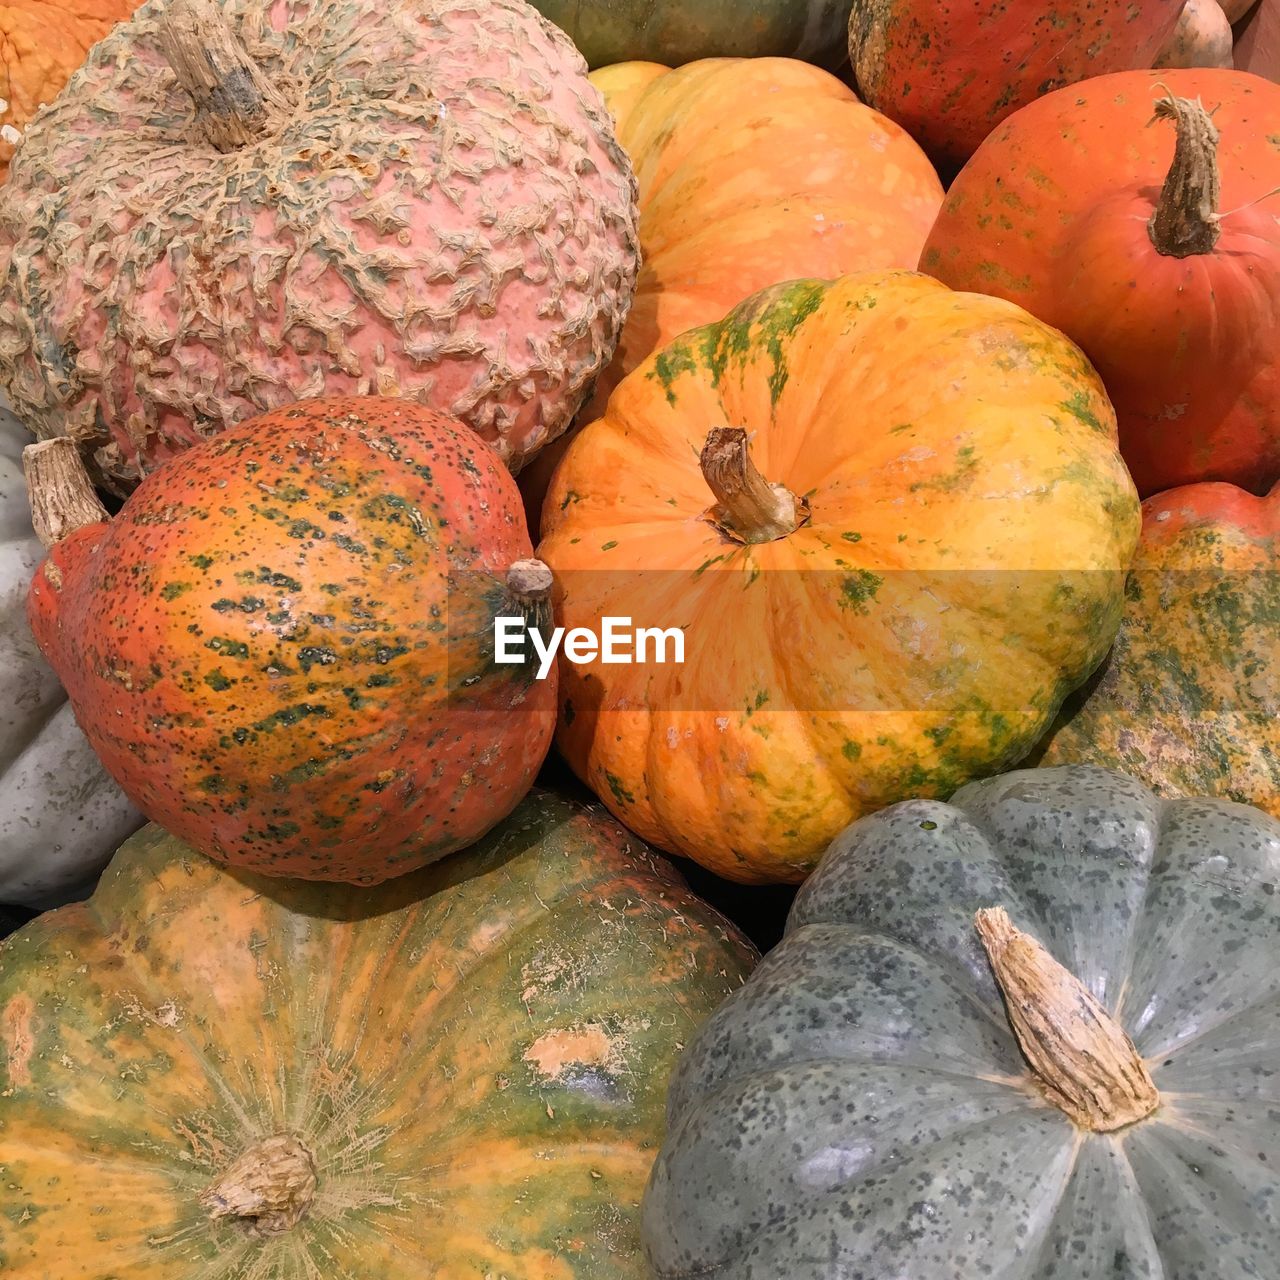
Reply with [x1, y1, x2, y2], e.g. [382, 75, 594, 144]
[1147, 92, 1221, 259]
[23, 438, 110, 549]
[200, 1133, 317, 1237]
[158, 0, 291, 152]
[975, 907, 1160, 1132]
[700, 427, 809, 545]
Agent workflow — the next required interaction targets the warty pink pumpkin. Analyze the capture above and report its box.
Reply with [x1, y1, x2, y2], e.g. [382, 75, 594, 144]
[0, 0, 640, 493]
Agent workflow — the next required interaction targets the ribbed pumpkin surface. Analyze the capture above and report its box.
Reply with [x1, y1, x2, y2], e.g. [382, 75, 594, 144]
[0, 792, 756, 1277]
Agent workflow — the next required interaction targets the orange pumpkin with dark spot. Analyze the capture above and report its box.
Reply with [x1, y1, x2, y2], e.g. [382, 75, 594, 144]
[25, 396, 555, 883]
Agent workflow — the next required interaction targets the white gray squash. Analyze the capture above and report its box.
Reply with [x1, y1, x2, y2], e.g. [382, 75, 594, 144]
[0, 400, 141, 907]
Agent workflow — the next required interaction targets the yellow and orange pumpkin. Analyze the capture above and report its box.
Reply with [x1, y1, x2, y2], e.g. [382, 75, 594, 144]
[0, 793, 756, 1275]
[520, 57, 943, 531]
[538, 272, 1141, 883]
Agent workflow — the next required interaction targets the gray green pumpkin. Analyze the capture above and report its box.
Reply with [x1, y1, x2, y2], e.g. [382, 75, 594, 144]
[530, 0, 851, 70]
[0, 790, 755, 1276]
[643, 765, 1280, 1278]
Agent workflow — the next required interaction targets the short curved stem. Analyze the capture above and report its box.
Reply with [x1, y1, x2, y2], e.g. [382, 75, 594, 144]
[1147, 92, 1221, 258]
[700, 428, 808, 544]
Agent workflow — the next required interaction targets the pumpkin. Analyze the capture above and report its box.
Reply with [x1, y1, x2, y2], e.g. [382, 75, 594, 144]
[921, 72, 1280, 498]
[847, 0, 1183, 173]
[537, 272, 1141, 884]
[1036, 481, 1278, 815]
[0, 0, 140, 178]
[643, 764, 1280, 1278]
[519, 56, 943, 534]
[0, 0, 639, 493]
[1156, 0, 1235, 66]
[0, 398, 141, 909]
[25, 396, 557, 884]
[0, 790, 757, 1277]
[529, 0, 852, 69]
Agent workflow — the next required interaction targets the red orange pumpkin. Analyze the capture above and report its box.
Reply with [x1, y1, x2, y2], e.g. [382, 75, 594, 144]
[922, 72, 1280, 497]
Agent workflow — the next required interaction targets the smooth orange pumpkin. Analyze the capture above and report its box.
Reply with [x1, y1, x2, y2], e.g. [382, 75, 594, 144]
[0, 0, 139, 177]
[921, 71, 1280, 498]
[538, 272, 1140, 883]
[1155, 0, 1235, 68]
[519, 57, 943, 533]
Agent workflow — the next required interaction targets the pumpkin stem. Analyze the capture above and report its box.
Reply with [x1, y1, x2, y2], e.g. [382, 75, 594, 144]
[975, 907, 1160, 1132]
[201, 1134, 317, 1237]
[23, 439, 110, 549]
[700, 428, 809, 545]
[504, 557, 555, 638]
[1147, 93, 1221, 258]
[158, 0, 291, 153]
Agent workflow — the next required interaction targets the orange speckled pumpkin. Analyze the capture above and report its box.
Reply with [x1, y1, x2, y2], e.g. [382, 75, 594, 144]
[1037, 480, 1279, 815]
[25, 396, 556, 883]
[921, 72, 1280, 498]
[0, 0, 140, 177]
[519, 56, 943, 533]
[848, 0, 1183, 172]
[0, 792, 757, 1277]
[537, 272, 1141, 883]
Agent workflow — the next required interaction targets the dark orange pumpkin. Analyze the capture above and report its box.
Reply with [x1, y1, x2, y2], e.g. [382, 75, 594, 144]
[922, 71, 1280, 497]
[848, 0, 1182, 172]
[25, 396, 556, 884]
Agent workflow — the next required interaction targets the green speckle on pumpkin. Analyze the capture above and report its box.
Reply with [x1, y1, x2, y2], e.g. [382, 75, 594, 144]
[603, 771, 635, 807]
[839, 570, 883, 612]
[601, 540, 618, 551]
[1061, 390, 1104, 434]
[841, 532, 862, 543]
[205, 637, 250, 659]
[842, 741, 862, 761]
[203, 670, 233, 692]
[161, 581, 193, 601]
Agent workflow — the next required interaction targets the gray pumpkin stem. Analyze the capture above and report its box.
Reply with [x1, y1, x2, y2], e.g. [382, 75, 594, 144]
[23, 439, 110, 549]
[975, 907, 1160, 1132]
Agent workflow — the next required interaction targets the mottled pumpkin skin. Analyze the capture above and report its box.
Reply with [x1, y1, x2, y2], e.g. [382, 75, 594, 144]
[1038, 482, 1279, 815]
[519, 56, 943, 535]
[921, 70, 1280, 497]
[0, 0, 639, 490]
[531, 0, 852, 68]
[538, 273, 1140, 883]
[27, 396, 556, 883]
[0, 792, 757, 1278]
[645, 766, 1280, 1278]
[0, 0, 139, 176]
[849, 0, 1182, 171]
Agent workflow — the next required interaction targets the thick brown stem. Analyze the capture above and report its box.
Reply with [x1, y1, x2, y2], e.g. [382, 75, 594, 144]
[1148, 93, 1221, 258]
[700, 428, 808, 545]
[158, 0, 290, 152]
[975, 907, 1160, 1132]
[200, 1134, 316, 1237]
[23, 439, 110, 549]
[505, 557, 554, 635]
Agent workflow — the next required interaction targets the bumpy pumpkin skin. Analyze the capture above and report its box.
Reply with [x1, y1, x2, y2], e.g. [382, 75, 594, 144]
[848, 0, 1182, 172]
[0, 0, 639, 491]
[1037, 482, 1278, 815]
[0, 0, 140, 176]
[0, 792, 757, 1278]
[921, 70, 1280, 498]
[27, 396, 556, 883]
[538, 272, 1140, 883]
[0, 403, 141, 908]
[531, 0, 852, 69]
[645, 766, 1280, 1278]
[519, 56, 943, 534]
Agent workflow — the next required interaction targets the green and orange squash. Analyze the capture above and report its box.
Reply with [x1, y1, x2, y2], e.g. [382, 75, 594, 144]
[25, 396, 556, 884]
[922, 72, 1280, 497]
[1037, 480, 1279, 815]
[538, 271, 1140, 883]
[0, 792, 757, 1277]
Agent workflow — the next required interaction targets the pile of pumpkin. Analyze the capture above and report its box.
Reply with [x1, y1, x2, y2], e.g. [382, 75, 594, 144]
[0, 0, 1277, 1276]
